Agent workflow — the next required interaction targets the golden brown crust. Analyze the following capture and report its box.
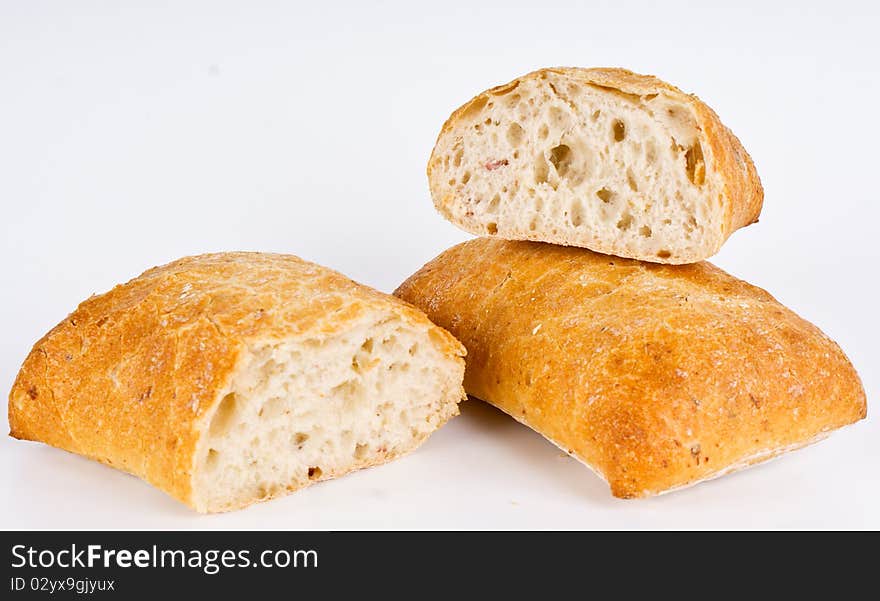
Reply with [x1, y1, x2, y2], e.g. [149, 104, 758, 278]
[395, 239, 866, 497]
[428, 67, 764, 260]
[8, 252, 465, 509]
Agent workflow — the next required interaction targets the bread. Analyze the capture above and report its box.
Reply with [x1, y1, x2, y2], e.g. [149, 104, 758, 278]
[8, 252, 466, 513]
[428, 67, 763, 264]
[395, 239, 866, 497]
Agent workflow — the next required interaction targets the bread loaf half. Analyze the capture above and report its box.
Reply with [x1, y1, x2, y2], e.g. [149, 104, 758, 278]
[429, 67, 763, 264]
[395, 239, 865, 497]
[9, 252, 466, 512]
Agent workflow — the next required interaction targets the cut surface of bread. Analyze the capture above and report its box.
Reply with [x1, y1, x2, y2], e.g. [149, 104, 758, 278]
[194, 316, 461, 512]
[8, 252, 466, 513]
[395, 239, 866, 497]
[429, 67, 763, 264]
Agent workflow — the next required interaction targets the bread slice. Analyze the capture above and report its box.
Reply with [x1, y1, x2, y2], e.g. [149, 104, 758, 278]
[395, 239, 866, 497]
[429, 67, 763, 264]
[8, 252, 466, 513]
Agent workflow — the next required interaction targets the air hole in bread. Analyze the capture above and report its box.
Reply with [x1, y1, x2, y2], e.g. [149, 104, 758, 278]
[351, 338, 378, 373]
[460, 96, 488, 121]
[490, 80, 520, 96]
[591, 109, 601, 121]
[538, 124, 549, 140]
[626, 169, 639, 192]
[549, 144, 572, 179]
[548, 106, 566, 126]
[645, 141, 657, 164]
[685, 142, 706, 186]
[657, 250, 672, 259]
[332, 379, 361, 398]
[507, 122, 525, 147]
[209, 393, 238, 436]
[488, 193, 501, 213]
[307, 467, 323, 480]
[596, 188, 614, 203]
[617, 213, 633, 230]
[354, 443, 369, 460]
[462, 171, 471, 185]
[294, 432, 309, 446]
[534, 154, 550, 185]
[639, 225, 653, 238]
[487, 222, 498, 235]
[570, 202, 584, 227]
[613, 119, 626, 142]
[452, 147, 463, 168]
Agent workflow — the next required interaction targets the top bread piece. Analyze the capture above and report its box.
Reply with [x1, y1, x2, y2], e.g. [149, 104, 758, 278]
[428, 67, 763, 264]
[8, 252, 465, 511]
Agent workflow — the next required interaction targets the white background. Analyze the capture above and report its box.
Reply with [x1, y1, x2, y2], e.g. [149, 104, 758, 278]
[2, 0, 878, 529]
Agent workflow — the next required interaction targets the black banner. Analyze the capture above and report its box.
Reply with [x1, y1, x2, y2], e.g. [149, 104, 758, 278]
[0, 530, 870, 596]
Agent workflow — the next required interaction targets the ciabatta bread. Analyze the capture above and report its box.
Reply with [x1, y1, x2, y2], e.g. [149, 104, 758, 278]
[8, 252, 466, 513]
[429, 68, 763, 264]
[395, 239, 865, 497]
